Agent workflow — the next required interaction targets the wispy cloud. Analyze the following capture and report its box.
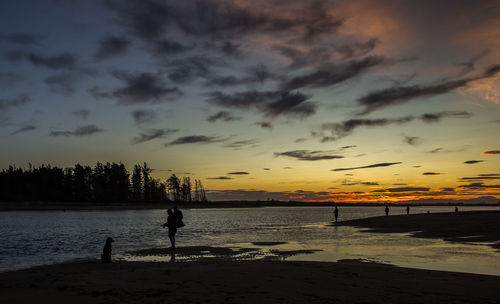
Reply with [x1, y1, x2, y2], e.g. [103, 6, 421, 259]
[94, 35, 131, 60]
[275, 150, 344, 161]
[422, 172, 442, 175]
[358, 65, 500, 114]
[165, 135, 226, 146]
[332, 162, 402, 172]
[207, 111, 241, 123]
[132, 128, 178, 144]
[131, 110, 156, 124]
[227, 172, 249, 175]
[207, 176, 232, 180]
[50, 125, 104, 136]
[10, 125, 36, 135]
[464, 160, 484, 164]
[482, 150, 500, 155]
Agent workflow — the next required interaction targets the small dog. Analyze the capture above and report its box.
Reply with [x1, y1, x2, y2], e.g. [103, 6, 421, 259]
[101, 237, 114, 263]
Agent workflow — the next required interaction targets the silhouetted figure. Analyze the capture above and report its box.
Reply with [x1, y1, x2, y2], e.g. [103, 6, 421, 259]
[173, 205, 184, 228]
[162, 209, 177, 250]
[385, 205, 389, 216]
[101, 237, 114, 263]
[455, 206, 458, 213]
[334, 206, 339, 223]
[406, 205, 410, 215]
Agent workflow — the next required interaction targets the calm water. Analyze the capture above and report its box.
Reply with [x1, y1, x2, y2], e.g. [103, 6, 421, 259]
[1, 206, 499, 275]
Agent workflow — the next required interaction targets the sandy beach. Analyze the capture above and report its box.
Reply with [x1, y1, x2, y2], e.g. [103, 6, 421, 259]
[1, 259, 499, 304]
[336, 210, 500, 250]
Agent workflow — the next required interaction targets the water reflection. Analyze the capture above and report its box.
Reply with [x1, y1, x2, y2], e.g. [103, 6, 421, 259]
[1, 206, 499, 274]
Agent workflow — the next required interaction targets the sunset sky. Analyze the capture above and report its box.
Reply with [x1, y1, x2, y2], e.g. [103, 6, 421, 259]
[1, 0, 499, 202]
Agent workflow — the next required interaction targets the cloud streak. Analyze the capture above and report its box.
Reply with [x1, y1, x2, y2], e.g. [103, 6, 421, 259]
[332, 162, 402, 172]
[165, 135, 226, 146]
[49, 125, 104, 136]
[274, 150, 344, 161]
[132, 128, 178, 144]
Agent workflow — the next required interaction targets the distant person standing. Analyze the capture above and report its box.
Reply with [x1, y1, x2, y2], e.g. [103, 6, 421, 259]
[406, 205, 410, 215]
[334, 206, 339, 223]
[162, 209, 177, 250]
[455, 206, 458, 213]
[385, 205, 389, 216]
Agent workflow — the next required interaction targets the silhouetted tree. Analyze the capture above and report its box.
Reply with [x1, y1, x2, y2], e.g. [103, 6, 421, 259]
[142, 162, 152, 202]
[181, 177, 192, 202]
[131, 164, 142, 201]
[167, 174, 181, 201]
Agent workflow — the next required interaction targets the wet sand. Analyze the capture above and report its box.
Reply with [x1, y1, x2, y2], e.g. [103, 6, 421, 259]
[336, 210, 500, 250]
[1, 259, 499, 304]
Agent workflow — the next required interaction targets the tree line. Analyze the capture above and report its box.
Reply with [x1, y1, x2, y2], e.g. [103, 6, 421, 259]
[0, 162, 207, 203]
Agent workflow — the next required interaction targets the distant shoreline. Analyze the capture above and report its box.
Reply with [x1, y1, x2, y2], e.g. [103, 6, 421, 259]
[1, 201, 500, 211]
[336, 210, 500, 251]
[1, 201, 499, 211]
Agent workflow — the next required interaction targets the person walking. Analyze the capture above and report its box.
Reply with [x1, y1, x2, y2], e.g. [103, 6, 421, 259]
[406, 205, 410, 215]
[162, 209, 177, 250]
[385, 205, 389, 216]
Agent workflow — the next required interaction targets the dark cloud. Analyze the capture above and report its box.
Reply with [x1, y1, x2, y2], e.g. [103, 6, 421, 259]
[458, 183, 500, 189]
[274, 150, 344, 161]
[283, 56, 385, 90]
[372, 187, 430, 192]
[207, 176, 232, 180]
[207, 90, 316, 126]
[464, 160, 484, 164]
[94, 70, 183, 105]
[482, 150, 500, 155]
[94, 36, 131, 60]
[104, 0, 171, 40]
[440, 187, 455, 192]
[72, 109, 89, 120]
[404, 135, 420, 146]
[427, 146, 470, 154]
[419, 111, 472, 123]
[207, 111, 240, 123]
[423, 172, 441, 175]
[342, 180, 379, 186]
[44, 72, 78, 95]
[10, 125, 36, 135]
[28, 52, 77, 69]
[165, 135, 226, 146]
[132, 128, 178, 144]
[459, 174, 500, 182]
[295, 138, 308, 143]
[49, 125, 104, 136]
[131, 110, 156, 124]
[315, 116, 413, 142]
[3, 32, 44, 46]
[341, 145, 356, 149]
[263, 168, 270, 171]
[358, 64, 500, 114]
[0, 95, 31, 113]
[223, 139, 258, 149]
[153, 39, 192, 55]
[227, 172, 249, 175]
[332, 162, 402, 171]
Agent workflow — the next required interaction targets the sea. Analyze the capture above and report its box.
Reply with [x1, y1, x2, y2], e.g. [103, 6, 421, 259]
[1, 206, 499, 275]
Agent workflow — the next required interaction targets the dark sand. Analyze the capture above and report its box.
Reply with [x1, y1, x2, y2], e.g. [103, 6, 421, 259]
[1, 259, 499, 304]
[336, 210, 500, 250]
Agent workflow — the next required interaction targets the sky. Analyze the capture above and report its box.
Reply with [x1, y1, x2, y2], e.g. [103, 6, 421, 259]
[1, 0, 499, 202]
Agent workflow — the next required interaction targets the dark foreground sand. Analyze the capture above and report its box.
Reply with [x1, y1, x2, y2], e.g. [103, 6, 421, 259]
[336, 210, 500, 250]
[1, 259, 499, 304]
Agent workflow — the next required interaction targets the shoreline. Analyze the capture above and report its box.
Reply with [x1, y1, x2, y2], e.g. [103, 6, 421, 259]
[336, 210, 500, 251]
[1, 201, 499, 211]
[1, 259, 499, 303]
